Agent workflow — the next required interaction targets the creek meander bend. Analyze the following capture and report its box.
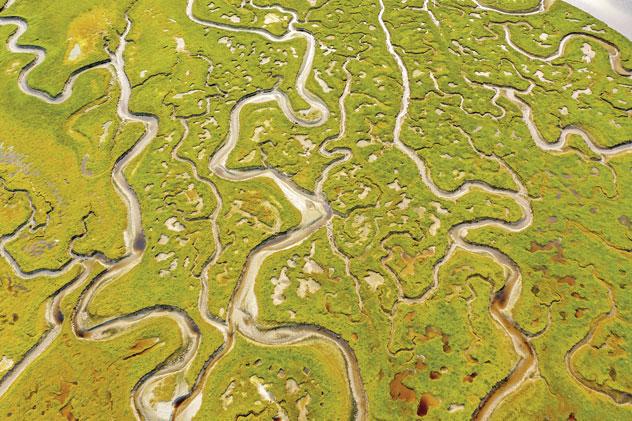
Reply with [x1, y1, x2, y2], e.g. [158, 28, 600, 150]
[1, 0, 631, 420]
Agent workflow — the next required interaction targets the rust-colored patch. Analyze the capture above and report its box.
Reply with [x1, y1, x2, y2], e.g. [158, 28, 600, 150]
[412, 325, 440, 343]
[404, 311, 416, 322]
[557, 276, 576, 286]
[124, 337, 160, 360]
[571, 292, 585, 300]
[389, 371, 416, 403]
[59, 403, 77, 421]
[55, 381, 76, 404]
[409, 326, 451, 353]
[429, 371, 441, 380]
[415, 359, 427, 371]
[529, 240, 565, 263]
[463, 372, 478, 383]
[425, 325, 442, 338]
[574, 308, 589, 318]
[416, 393, 439, 417]
[129, 337, 159, 353]
[441, 333, 452, 353]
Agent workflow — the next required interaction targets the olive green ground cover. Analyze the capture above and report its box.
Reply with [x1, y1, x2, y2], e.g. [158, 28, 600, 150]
[0, 0, 631, 419]
[0, 1, 133, 96]
[195, 334, 352, 420]
[479, 0, 541, 11]
[0, 26, 138, 272]
[0, 273, 183, 420]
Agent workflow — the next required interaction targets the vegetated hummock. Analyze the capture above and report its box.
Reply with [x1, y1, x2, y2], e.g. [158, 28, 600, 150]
[0, 0, 630, 420]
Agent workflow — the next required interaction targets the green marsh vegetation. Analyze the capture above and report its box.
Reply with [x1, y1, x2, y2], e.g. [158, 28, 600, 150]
[194, 334, 352, 420]
[0, 41, 137, 271]
[0, 0, 630, 419]
[0, 1, 133, 96]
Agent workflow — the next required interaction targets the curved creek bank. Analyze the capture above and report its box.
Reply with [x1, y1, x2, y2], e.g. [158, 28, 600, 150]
[1, 0, 631, 420]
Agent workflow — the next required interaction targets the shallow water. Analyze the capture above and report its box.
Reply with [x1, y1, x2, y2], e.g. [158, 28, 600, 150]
[564, 0, 632, 40]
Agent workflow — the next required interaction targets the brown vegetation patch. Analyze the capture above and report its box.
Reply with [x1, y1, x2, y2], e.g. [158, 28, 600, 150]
[404, 311, 416, 322]
[389, 371, 416, 403]
[558, 276, 576, 286]
[574, 308, 589, 318]
[529, 240, 565, 263]
[415, 359, 427, 371]
[59, 403, 77, 421]
[124, 337, 160, 360]
[463, 372, 478, 383]
[416, 393, 439, 417]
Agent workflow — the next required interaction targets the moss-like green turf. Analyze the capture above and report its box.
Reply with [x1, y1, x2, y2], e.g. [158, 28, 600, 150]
[0, 0, 630, 419]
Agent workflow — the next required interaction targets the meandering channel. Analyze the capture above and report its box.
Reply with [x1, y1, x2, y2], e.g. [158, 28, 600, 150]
[2, 0, 631, 419]
[378, 1, 537, 419]
[0, 8, 203, 419]
[173, 1, 369, 419]
[379, 0, 631, 419]
[69, 19, 204, 421]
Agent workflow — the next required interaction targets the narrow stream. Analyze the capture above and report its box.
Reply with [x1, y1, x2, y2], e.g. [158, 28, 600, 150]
[379, 0, 631, 420]
[174, 1, 369, 419]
